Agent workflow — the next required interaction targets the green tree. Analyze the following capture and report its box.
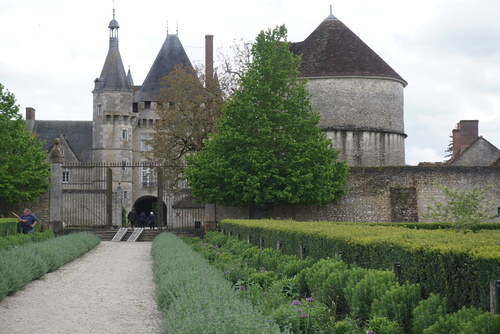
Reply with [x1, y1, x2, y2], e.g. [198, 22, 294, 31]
[0, 83, 51, 204]
[185, 25, 349, 207]
[423, 185, 499, 232]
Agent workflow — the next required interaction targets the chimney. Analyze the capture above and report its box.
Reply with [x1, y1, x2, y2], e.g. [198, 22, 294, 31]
[205, 35, 214, 91]
[25, 107, 35, 131]
[26, 107, 35, 120]
[458, 120, 478, 153]
[452, 120, 479, 157]
[452, 127, 461, 158]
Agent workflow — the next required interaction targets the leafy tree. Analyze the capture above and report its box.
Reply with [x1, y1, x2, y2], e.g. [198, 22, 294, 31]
[185, 25, 349, 208]
[423, 185, 499, 232]
[0, 83, 51, 204]
[145, 64, 224, 188]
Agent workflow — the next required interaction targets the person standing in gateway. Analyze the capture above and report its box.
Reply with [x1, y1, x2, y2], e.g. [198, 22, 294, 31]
[148, 212, 156, 229]
[138, 211, 146, 228]
[18, 208, 38, 234]
[127, 208, 138, 229]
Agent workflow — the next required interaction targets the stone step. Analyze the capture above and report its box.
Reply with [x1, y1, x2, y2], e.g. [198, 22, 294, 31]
[65, 227, 205, 241]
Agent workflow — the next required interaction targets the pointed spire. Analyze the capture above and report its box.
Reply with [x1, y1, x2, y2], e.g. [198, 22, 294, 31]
[325, 5, 338, 21]
[127, 66, 134, 86]
[95, 10, 131, 92]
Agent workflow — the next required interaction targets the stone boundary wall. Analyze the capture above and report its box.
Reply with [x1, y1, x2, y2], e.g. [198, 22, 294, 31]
[275, 166, 500, 223]
[213, 166, 500, 223]
[0, 192, 49, 224]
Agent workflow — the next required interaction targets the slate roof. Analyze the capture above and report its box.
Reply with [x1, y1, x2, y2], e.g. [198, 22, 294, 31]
[135, 34, 193, 102]
[446, 136, 500, 167]
[95, 37, 132, 92]
[33, 120, 93, 163]
[94, 14, 131, 92]
[290, 16, 407, 85]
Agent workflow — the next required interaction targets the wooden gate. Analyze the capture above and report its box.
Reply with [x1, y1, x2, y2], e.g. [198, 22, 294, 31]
[59, 163, 204, 228]
[61, 164, 111, 227]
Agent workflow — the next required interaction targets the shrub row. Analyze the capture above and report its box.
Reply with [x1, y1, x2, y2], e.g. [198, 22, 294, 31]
[220, 219, 500, 312]
[0, 230, 55, 250]
[0, 218, 19, 237]
[366, 222, 500, 231]
[0, 232, 100, 300]
[151, 232, 282, 333]
[191, 232, 500, 334]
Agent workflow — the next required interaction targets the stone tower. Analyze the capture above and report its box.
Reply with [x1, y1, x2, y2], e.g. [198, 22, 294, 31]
[291, 9, 407, 166]
[92, 10, 135, 199]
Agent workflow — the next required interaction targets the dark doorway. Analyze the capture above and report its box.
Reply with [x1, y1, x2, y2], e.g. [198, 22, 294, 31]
[134, 196, 167, 228]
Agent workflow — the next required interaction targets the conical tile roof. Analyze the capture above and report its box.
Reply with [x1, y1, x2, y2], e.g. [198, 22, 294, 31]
[290, 17, 406, 86]
[136, 34, 193, 102]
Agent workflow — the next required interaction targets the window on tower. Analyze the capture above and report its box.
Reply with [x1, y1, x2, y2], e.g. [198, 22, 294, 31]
[122, 130, 128, 140]
[142, 166, 156, 187]
[132, 102, 138, 113]
[140, 133, 152, 151]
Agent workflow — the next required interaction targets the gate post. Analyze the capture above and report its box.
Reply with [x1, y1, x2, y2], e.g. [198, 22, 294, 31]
[491, 280, 500, 314]
[157, 167, 164, 228]
[106, 167, 113, 227]
[48, 138, 64, 233]
[113, 182, 123, 228]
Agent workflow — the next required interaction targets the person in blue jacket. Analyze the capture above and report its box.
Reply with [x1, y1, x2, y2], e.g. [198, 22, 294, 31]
[18, 208, 38, 234]
[138, 211, 146, 228]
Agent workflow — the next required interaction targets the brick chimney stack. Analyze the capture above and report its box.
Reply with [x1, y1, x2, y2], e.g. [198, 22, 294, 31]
[205, 35, 214, 91]
[26, 107, 35, 120]
[25, 107, 36, 131]
[452, 120, 479, 157]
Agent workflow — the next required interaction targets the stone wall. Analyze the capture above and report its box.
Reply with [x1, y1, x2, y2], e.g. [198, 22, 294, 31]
[0, 192, 50, 227]
[212, 166, 500, 223]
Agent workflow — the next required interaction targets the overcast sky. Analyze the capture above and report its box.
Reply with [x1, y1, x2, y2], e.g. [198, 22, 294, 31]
[1, 0, 499, 166]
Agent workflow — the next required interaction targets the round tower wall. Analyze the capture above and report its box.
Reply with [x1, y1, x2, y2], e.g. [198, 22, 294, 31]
[307, 76, 405, 166]
[326, 130, 405, 166]
[307, 77, 405, 133]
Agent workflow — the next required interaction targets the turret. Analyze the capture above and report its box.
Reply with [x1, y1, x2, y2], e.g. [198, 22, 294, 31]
[290, 7, 407, 166]
[92, 10, 135, 206]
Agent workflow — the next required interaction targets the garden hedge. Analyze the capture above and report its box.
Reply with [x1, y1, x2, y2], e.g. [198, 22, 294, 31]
[219, 219, 500, 312]
[0, 218, 19, 237]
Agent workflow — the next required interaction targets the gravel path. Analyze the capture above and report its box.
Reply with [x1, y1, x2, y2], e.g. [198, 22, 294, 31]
[0, 241, 162, 334]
